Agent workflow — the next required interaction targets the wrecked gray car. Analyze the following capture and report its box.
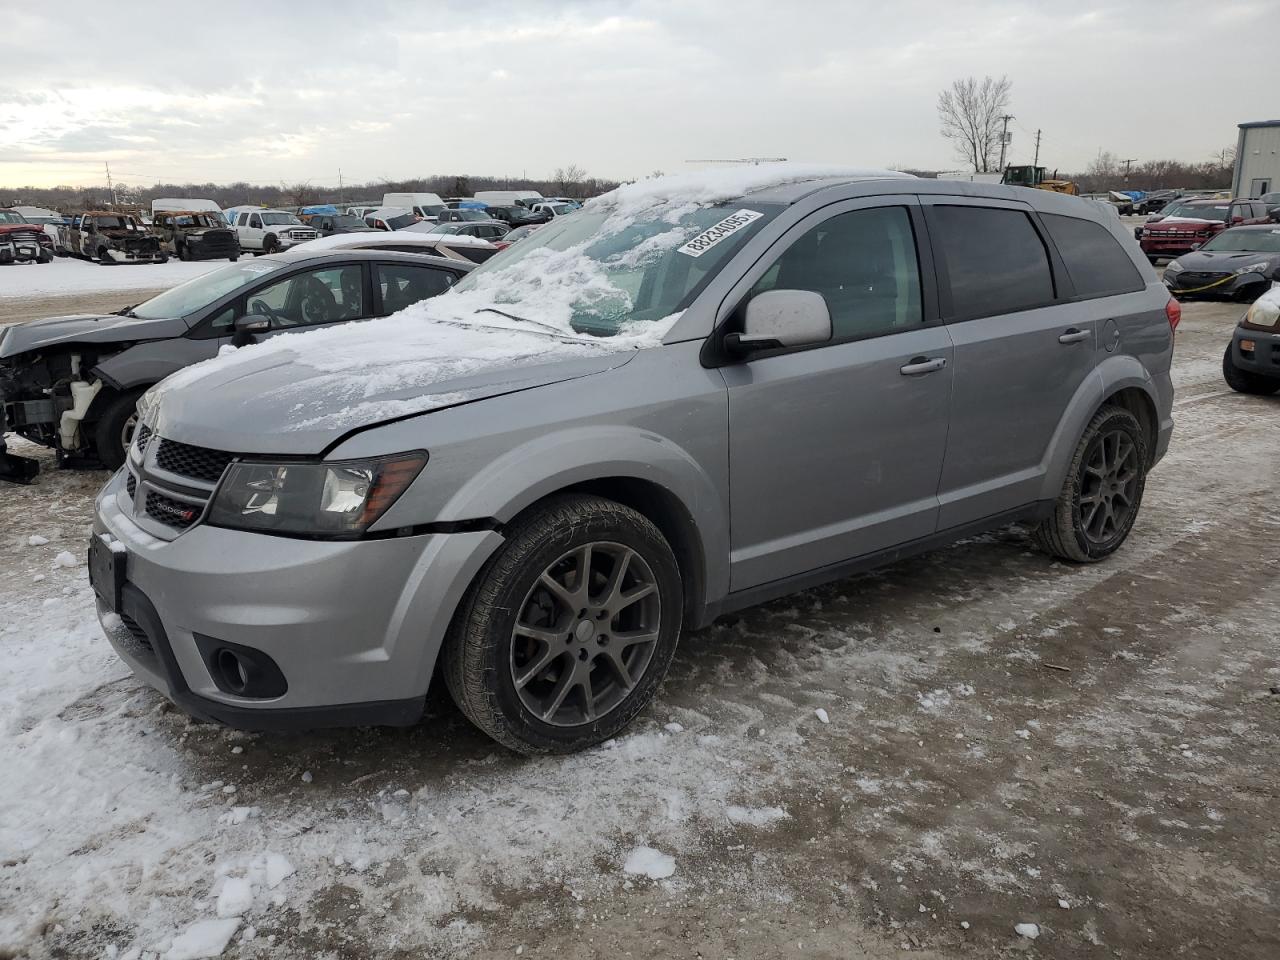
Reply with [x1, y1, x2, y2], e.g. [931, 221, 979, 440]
[0, 249, 471, 481]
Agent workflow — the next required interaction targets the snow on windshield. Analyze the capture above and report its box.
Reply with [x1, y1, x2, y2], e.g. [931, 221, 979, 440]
[152, 164, 910, 430]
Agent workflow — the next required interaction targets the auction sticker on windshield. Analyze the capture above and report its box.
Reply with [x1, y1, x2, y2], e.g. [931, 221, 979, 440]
[677, 209, 764, 258]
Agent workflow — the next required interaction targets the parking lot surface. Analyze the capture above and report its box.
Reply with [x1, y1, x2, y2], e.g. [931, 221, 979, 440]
[1, 294, 1277, 959]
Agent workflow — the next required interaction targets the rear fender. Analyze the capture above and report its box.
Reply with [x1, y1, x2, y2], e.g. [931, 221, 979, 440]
[1037, 355, 1162, 502]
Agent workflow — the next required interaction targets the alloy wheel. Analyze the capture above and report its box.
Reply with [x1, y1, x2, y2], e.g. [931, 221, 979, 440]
[509, 541, 661, 727]
[1077, 429, 1140, 545]
[120, 413, 138, 454]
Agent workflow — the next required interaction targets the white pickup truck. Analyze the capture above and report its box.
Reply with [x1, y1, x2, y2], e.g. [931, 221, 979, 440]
[230, 209, 319, 254]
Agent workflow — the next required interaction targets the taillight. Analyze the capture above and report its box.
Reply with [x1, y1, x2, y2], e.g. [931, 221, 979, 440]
[1165, 297, 1181, 333]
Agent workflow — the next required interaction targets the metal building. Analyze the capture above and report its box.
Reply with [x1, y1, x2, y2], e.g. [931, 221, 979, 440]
[1233, 120, 1280, 197]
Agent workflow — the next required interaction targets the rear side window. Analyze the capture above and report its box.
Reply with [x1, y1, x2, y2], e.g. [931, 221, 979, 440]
[376, 263, 455, 314]
[1041, 213, 1144, 299]
[931, 206, 1055, 319]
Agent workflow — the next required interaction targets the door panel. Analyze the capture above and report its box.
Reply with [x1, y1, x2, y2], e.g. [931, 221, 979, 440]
[724, 329, 953, 590]
[721, 199, 951, 592]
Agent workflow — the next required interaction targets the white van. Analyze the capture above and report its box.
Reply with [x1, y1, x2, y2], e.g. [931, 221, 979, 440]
[381, 193, 446, 220]
[473, 190, 543, 208]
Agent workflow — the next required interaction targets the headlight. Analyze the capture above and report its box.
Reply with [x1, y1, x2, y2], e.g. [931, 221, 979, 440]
[1244, 297, 1280, 329]
[1235, 261, 1269, 276]
[1166, 260, 1182, 273]
[208, 452, 427, 538]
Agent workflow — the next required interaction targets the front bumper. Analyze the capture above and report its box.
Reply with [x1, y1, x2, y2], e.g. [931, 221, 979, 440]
[1231, 325, 1280, 378]
[1140, 235, 1211, 257]
[104, 246, 165, 264]
[92, 469, 504, 729]
[1165, 271, 1268, 299]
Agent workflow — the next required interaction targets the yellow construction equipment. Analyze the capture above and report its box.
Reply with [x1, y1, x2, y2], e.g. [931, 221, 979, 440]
[1001, 165, 1080, 196]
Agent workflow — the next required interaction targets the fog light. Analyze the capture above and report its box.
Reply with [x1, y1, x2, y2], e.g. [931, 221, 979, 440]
[1240, 339, 1256, 353]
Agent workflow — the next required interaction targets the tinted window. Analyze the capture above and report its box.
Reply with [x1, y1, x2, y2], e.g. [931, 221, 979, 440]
[248, 265, 365, 328]
[377, 263, 455, 315]
[750, 206, 922, 341]
[1041, 213, 1144, 299]
[932, 206, 1054, 319]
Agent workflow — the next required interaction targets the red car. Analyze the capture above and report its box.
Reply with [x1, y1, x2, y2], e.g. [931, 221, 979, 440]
[1140, 197, 1272, 262]
[0, 210, 54, 264]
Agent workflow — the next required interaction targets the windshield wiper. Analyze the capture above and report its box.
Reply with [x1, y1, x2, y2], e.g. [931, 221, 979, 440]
[475, 307, 567, 336]
[113, 304, 139, 318]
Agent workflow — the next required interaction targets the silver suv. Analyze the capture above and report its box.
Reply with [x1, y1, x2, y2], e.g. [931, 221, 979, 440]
[90, 169, 1176, 754]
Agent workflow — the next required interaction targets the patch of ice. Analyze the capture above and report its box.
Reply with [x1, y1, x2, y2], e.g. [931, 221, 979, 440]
[51, 551, 79, 568]
[27, 535, 49, 546]
[663, 722, 684, 734]
[815, 708, 830, 724]
[725, 805, 789, 827]
[1058, 898, 1071, 909]
[1014, 922, 1040, 939]
[215, 877, 253, 918]
[622, 846, 675, 880]
[165, 918, 240, 959]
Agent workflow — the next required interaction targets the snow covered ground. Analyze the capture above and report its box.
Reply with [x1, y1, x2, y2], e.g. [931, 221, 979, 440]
[1, 297, 1278, 959]
[0, 258, 226, 301]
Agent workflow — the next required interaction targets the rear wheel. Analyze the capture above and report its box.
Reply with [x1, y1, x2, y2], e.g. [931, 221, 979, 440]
[1034, 405, 1148, 563]
[1223, 344, 1280, 396]
[443, 494, 684, 754]
[92, 389, 147, 470]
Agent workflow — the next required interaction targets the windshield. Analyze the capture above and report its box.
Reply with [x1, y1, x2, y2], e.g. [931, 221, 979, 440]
[172, 214, 220, 228]
[94, 216, 138, 230]
[261, 212, 302, 226]
[420, 204, 445, 217]
[385, 214, 419, 230]
[0, 211, 26, 224]
[455, 210, 487, 221]
[1202, 229, 1280, 253]
[1164, 203, 1229, 221]
[131, 260, 285, 320]
[448, 201, 779, 337]
[332, 215, 368, 230]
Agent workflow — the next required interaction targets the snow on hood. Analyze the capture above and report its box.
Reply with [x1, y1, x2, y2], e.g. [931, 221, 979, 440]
[150, 164, 907, 437]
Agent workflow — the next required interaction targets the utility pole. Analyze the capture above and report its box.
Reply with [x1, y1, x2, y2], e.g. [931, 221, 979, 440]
[997, 114, 1015, 172]
[1033, 129, 1042, 167]
[1120, 158, 1137, 181]
[104, 161, 117, 209]
[338, 167, 344, 204]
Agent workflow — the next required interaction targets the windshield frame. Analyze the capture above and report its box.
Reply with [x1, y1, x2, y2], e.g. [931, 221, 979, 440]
[1164, 202, 1230, 221]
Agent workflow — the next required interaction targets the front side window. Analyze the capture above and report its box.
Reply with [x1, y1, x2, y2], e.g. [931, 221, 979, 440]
[249, 214, 263, 229]
[246, 265, 365, 328]
[1041, 213, 1144, 299]
[376, 263, 455, 315]
[748, 206, 922, 341]
[131, 260, 286, 319]
[931, 205, 1055, 319]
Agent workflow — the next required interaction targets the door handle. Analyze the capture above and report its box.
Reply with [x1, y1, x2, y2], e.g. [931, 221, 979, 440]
[1058, 328, 1091, 344]
[900, 356, 947, 376]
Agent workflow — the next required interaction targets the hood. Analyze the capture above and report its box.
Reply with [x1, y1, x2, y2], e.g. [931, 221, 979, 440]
[149, 332, 636, 455]
[178, 227, 234, 238]
[0, 313, 189, 359]
[1148, 216, 1223, 231]
[0, 224, 43, 237]
[1174, 250, 1280, 271]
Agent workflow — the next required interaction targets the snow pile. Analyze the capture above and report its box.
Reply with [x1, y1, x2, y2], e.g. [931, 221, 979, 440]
[622, 845, 676, 879]
[165, 918, 240, 960]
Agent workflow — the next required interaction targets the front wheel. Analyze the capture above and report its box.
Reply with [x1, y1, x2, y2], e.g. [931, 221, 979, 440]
[98, 247, 115, 266]
[443, 495, 684, 754]
[92, 389, 147, 470]
[1034, 405, 1149, 563]
[1223, 344, 1280, 396]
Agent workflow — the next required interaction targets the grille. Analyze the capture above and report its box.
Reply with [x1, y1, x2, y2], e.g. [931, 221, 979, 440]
[134, 423, 153, 451]
[287, 230, 319, 241]
[155, 439, 234, 483]
[1176, 272, 1229, 286]
[126, 471, 137, 498]
[118, 612, 152, 651]
[145, 490, 203, 530]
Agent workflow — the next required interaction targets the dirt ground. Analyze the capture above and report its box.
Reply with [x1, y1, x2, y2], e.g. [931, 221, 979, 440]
[0, 289, 168, 326]
[1, 283, 1277, 960]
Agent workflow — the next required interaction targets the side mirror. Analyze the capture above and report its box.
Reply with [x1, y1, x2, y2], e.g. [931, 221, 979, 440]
[231, 314, 271, 346]
[725, 290, 832, 357]
[1268, 206, 1280, 222]
[1190, 242, 1202, 250]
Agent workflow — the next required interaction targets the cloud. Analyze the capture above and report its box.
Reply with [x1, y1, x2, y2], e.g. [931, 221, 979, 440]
[0, 0, 1271, 188]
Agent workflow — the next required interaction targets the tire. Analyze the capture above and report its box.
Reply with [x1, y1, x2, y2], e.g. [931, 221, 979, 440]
[443, 494, 684, 754]
[92, 389, 148, 470]
[178, 243, 190, 261]
[263, 235, 278, 255]
[1222, 344, 1280, 396]
[229, 255, 239, 262]
[98, 247, 114, 266]
[156, 253, 169, 265]
[1033, 405, 1149, 563]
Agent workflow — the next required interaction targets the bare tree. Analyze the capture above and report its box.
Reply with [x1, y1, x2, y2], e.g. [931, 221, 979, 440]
[282, 180, 316, 207]
[553, 164, 587, 198]
[937, 75, 1012, 173]
[1086, 151, 1120, 180]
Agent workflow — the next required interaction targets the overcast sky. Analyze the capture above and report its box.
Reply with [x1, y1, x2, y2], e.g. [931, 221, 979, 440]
[2, 0, 1271, 189]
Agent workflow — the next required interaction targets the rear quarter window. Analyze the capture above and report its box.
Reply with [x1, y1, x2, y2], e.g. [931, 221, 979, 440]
[1041, 213, 1144, 299]
[930, 205, 1056, 319]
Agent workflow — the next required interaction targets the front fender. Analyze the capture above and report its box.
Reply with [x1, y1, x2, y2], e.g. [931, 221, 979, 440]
[405, 424, 729, 607]
[91, 337, 221, 392]
[1037, 354, 1166, 503]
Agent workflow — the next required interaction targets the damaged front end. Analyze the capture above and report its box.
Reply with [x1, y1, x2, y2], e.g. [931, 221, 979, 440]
[101, 231, 166, 264]
[0, 343, 116, 482]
